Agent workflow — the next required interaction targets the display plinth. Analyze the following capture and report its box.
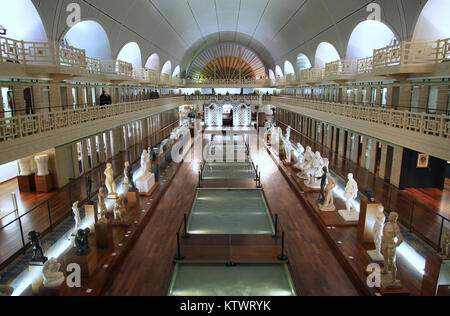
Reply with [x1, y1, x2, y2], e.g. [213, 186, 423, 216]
[35, 174, 53, 193]
[39, 284, 65, 296]
[379, 273, 409, 296]
[366, 250, 384, 262]
[338, 209, 360, 222]
[29, 264, 44, 295]
[292, 174, 321, 193]
[136, 173, 156, 195]
[138, 181, 158, 197]
[357, 199, 383, 246]
[65, 248, 97, 278]
[318, 202, 336, 212]
[17, 174, 35, 192]
[84, 203, 98, 232]
[95, 219, 113, 249]
[127, 191, 140, 208]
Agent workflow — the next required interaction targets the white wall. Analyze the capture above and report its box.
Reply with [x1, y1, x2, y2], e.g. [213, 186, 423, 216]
[413, 0, 450, 41]
[0, 161, 19, 184]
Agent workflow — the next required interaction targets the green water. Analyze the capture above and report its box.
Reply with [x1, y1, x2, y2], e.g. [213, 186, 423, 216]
[202, 162, 256, 179]
[187, 189, 274, 235]
[168, 263, 297, 296]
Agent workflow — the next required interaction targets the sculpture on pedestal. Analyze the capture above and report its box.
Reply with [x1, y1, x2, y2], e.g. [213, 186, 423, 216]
[74, 228, 91, 256]
[297, 147, 314, 179]
[338, 173, 360, 221]
[97, 187, 108, 220]
[72, 201, 81, 234]
[19, 157, 32, 175]
[367, 205, 386, 261]
[439, 231, 450, 259]
[285, 126, 291, 142]
[381, 212, 404, 289]
[34, 155, 50, 176]
[134, 150, 155, 193]
[104, 163, 117, 198]
[316, 167, 328, 204]
[319, 172, 336, 212]
[43, 258, 65, 288]
[113, 195, 127, 223]
[293, 143, 305, 168]
[28, 231, 47, 264]
[86, 177, 94, 204]
[304, 152, 325, 189]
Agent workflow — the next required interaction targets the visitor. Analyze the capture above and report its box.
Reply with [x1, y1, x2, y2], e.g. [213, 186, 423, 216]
[100, 90, 108, 106]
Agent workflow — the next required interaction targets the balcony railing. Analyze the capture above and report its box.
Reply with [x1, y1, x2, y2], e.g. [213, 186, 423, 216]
[273, 96, 450, 140]
[0, 96, 184, 143]
[324, 59, 358, 77]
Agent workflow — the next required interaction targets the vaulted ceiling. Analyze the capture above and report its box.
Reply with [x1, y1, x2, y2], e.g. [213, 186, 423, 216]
[33, 0, 427, 72]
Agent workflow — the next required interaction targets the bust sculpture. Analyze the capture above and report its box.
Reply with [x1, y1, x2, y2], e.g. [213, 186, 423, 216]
[113, 194, 127, 223]
[338, 173, 360, 221]
[381, 212, 404, 289]
[86, 177, 94, 204]
[28, 231, 47, 264]
[97, 187, 108, 220]
[104, 163, 117, 198]
[43, 258, 65, 288]
[74, 228, 91, 256]
[34, 155, 50, 176]
[19, 157, 32, 176]
[319, 172, 336, 212]
[367, 205, 386, 261]
[72, 201, 81, 234]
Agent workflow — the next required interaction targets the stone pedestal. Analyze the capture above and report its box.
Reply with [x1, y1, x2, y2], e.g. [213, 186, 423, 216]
[29, 264, 44, 295]
[127, 191, 140, 208]
[85, 203, 98, 232]
[39, 284, 64, 296]
[338, 209, 359, 222]
[319, 202, 336, 212]
[65, 248, 97, 278]
[35, 174, 53, 193]
[95, 220, 113, 249]
[367, 250, 384, 262]
[136, 173, 156, 196]
[17, 174, 35, 192]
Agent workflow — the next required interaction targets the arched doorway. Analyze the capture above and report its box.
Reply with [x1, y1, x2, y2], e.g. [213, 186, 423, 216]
[205, 104, 223, 127]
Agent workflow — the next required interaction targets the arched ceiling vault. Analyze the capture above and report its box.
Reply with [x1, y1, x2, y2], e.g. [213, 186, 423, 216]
[31, 0, 427, 71]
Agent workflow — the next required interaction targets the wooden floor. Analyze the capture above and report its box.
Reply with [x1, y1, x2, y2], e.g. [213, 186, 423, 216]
[103, 133, 362, 296]
[402, 188, 450, 219]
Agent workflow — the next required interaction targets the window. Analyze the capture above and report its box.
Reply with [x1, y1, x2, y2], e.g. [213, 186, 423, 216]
[354, 89, 359, 105]
[361, 88, 367, 106]
[381, 88, 388, 107]
[92, 87, 96, 106]
[370, 88, 377, 106]
[410, 86, 420, 112]
[427, 86, 439, 114]
[71, 87, 78, 109]
[23, 86, 34, 115]
[41, 86, 51, 113]
[1, 86, 15, 118]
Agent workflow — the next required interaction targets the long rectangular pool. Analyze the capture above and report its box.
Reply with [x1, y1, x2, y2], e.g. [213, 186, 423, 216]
[168, 263, 297, 296]
[202, 161, 256, 180]
[187, 189, 274, 235]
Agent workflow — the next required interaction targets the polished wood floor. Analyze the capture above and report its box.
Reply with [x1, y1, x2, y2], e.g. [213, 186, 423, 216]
[402, 188, 450, 219]
[103, 133, 361, 296]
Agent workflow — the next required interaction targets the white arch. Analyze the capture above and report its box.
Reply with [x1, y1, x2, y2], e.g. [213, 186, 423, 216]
[284, 61, 295, 75]
[297, 53, 312, 72]
[269, 69, 275, 80]
[161, 61, 172, 75]
[172, 65, 180, 77]
[413, 0, 450, 41]
[315, 42, 340, 68]
[145, 53, 160, 71]
[275, 65, 284, 78]
[63, 20, 112, 59]
[0, 0, 47, 42]
[347, 20, 397, 59]
[117, 42, 142, 68]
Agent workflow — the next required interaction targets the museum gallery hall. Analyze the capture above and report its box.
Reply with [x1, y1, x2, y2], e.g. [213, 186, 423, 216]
[0, 0, 449, 299]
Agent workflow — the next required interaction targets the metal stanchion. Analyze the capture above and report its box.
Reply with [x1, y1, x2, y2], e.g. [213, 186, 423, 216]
[273, 214, 279, 239]
[182, 214, 191, 239]
[278, 232, 288, 261]
[174, 232, 184, 261]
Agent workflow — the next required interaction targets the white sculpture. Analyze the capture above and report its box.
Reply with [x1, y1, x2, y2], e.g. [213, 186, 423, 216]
[367, 205, 386, 262]
[284, 139, 292, 163]
[297, 146, 314, 179]
[72, 201, 81, 234]
[304, 152, 325, 188]
[34, 155, 50, 176]
[381, 212, 404, 289]
[18, 157, 32, 176]
[113, 194, 127, 223]
[97, 187, 108, 219]
[286, 126, 291, 142]
[134, 150, 155, 193]
[338, 173, 360, 221]
[293, 143, 305, 166]
[42, 258, 65, 288]
[122, 161, 130, 192]
[104, 163, 117, 198]
[319, 172, 336, 212]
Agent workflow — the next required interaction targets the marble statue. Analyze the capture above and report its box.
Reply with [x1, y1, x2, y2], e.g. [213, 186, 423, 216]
[439, 231, 450, 259]
[338, 173, 360, 221]
[381, 212, 404, 289]
[72, 201, 81, 234]
[19, 157, 32, 176]
[0, 285, 14, 296]
[319, 172, 336, 212]
[34, 155, 50, 176]
[28, 231, 47, 264]
[304, 152, 325, 189]
[286, 126, 291, 142]
[42, 258, 65, 288]
[104, 163, 117, 198]
[97, 187, 108, 219]
[74, 228, 90, 256]
[293, 143, 305, 167]
[86, 177, 94, 204]
[284, 139, 292, 163]
[134, 150, 155, 193]
[113, 194, 127, 223]
[297, 146, 314, 179]
[367, 205, 386, 262]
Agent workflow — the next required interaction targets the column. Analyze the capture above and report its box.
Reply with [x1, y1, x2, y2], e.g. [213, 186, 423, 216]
[81, 139, 90, 173]
[351, 134, 359, 164]
[378, 143, 389, 179]
[71, 143, 81, 179]
[390, 146, 404, 188]
[90, 136, 99, 168]
[346, 132, 352, 160]
[13, 85, 25, 114]
[437, 83, 449, 114]
[326, 125, 332, 149]
[419, 85, 429, 111]
[49, 84, 61, 111]
[112, 127, 123, 156]
[338, 128, 346, 157]
[105, 132, 112, 159]
[399, 85, 412, 111]
[54, 145, 74, 188]
[368, 139, 378, 174]
[98, 134, 106, 163]
[332, 126, 338, 152]
[360, 136, 369, 168]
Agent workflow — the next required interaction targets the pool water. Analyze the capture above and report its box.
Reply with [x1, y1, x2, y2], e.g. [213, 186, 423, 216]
[202, 162, 256, 179]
